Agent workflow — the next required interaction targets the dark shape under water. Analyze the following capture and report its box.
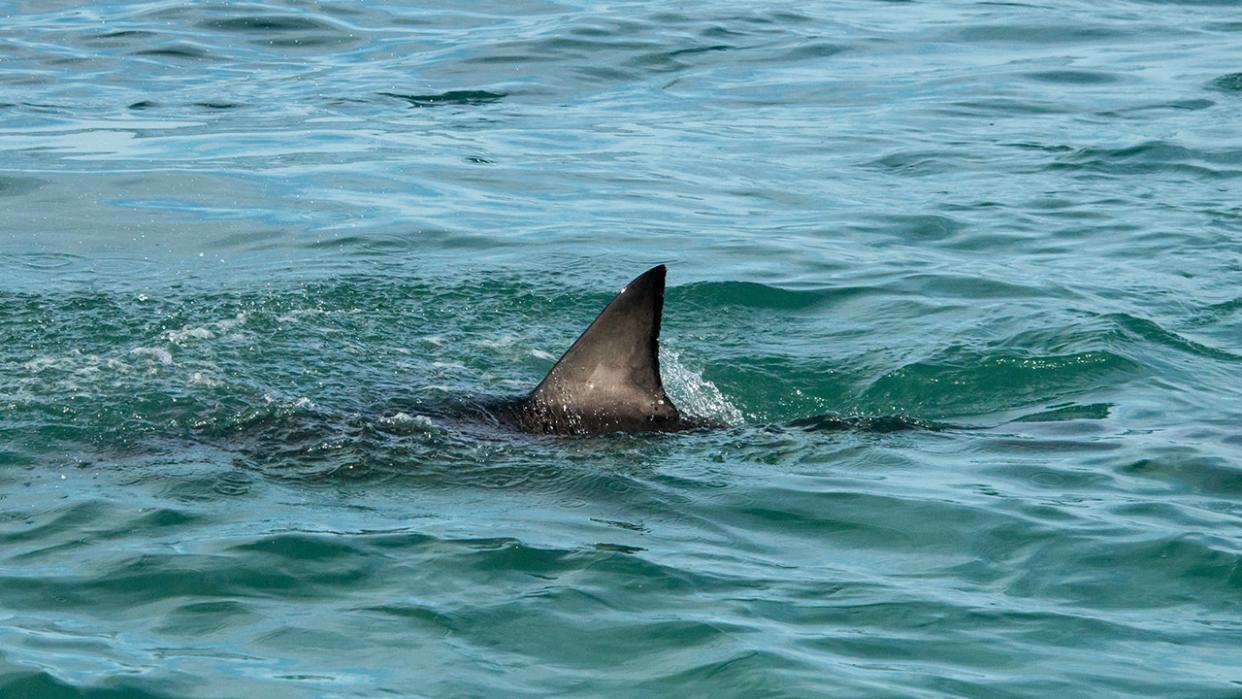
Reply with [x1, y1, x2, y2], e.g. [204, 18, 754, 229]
[498, 265, 696, 434]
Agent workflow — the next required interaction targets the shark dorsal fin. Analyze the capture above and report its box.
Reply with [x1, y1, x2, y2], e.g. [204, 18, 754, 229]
[521, 265, 681, 433]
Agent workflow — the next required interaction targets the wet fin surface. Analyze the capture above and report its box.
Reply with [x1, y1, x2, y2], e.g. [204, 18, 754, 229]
[510, 265, 683, 434]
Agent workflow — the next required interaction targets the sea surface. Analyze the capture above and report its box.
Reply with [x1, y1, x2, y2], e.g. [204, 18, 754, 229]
[2, 1, 1241, 696]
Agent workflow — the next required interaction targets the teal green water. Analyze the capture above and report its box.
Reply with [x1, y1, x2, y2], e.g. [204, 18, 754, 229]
[3, 2, 1242, 696]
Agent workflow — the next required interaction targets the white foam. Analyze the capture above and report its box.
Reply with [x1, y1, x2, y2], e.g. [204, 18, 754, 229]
[276, 308, 322, 324]
[24, 356, 59, 372]
[660, 348, 744, 425]
[164, 312, 248, 344]
[165, 326, 214, 343]
[260, 393, 317, 410]
[386, 412, 435, 427]
[189, 372, 222, 387]
[130, 346, 173, 365]
[105, 358, 130, 372]
[215, 312, 248, 331]
[480, 334, 515, 349]
[382, 412, 442, 435]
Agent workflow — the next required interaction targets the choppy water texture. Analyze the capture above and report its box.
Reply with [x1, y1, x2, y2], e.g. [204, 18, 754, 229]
[2, 1, 1241, 696]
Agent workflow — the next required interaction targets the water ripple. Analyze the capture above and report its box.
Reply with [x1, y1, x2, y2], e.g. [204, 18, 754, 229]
[2, 1, 1241, 696]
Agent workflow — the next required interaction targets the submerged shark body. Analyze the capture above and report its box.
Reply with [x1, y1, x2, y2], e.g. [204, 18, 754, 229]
[497, 265, 701, 435]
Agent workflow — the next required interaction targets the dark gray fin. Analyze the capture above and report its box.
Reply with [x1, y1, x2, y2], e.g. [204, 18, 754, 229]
[516, 265, 682, 434]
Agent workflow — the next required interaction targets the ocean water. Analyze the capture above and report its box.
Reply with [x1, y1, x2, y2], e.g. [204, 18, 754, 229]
[2, 0, 1241, 695]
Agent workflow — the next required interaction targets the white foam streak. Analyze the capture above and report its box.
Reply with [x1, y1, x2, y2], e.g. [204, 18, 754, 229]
[660, 349, 744, 425]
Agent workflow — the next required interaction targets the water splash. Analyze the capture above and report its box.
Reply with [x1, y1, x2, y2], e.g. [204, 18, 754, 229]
[659, 348, 743, 425]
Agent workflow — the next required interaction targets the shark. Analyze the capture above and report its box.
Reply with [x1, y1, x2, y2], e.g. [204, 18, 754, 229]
[496, 265, 703, 434]
[409, 264, 952, 437]
[493, 265, 958, 436]
[215, 265, 963, 473]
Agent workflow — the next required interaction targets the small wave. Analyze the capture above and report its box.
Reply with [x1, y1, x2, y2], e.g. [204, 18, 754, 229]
[787, 414, 957, 432]
[678, 281, 842, 310]
[133, 44, 217, 61]
[865, 151, 974, 177]
[1102, 313, 1240, 363]
[198, 15, 351, 34]
[948, 23, 1126, 44]
[1048, 140, 1242, 179]
[4, 251, 81, 269]
[379, 91, 505, 108]
[1022, 69, 1121, 85]
[1014, 402, 1112, 422]
[860, 349, 1141, 418]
